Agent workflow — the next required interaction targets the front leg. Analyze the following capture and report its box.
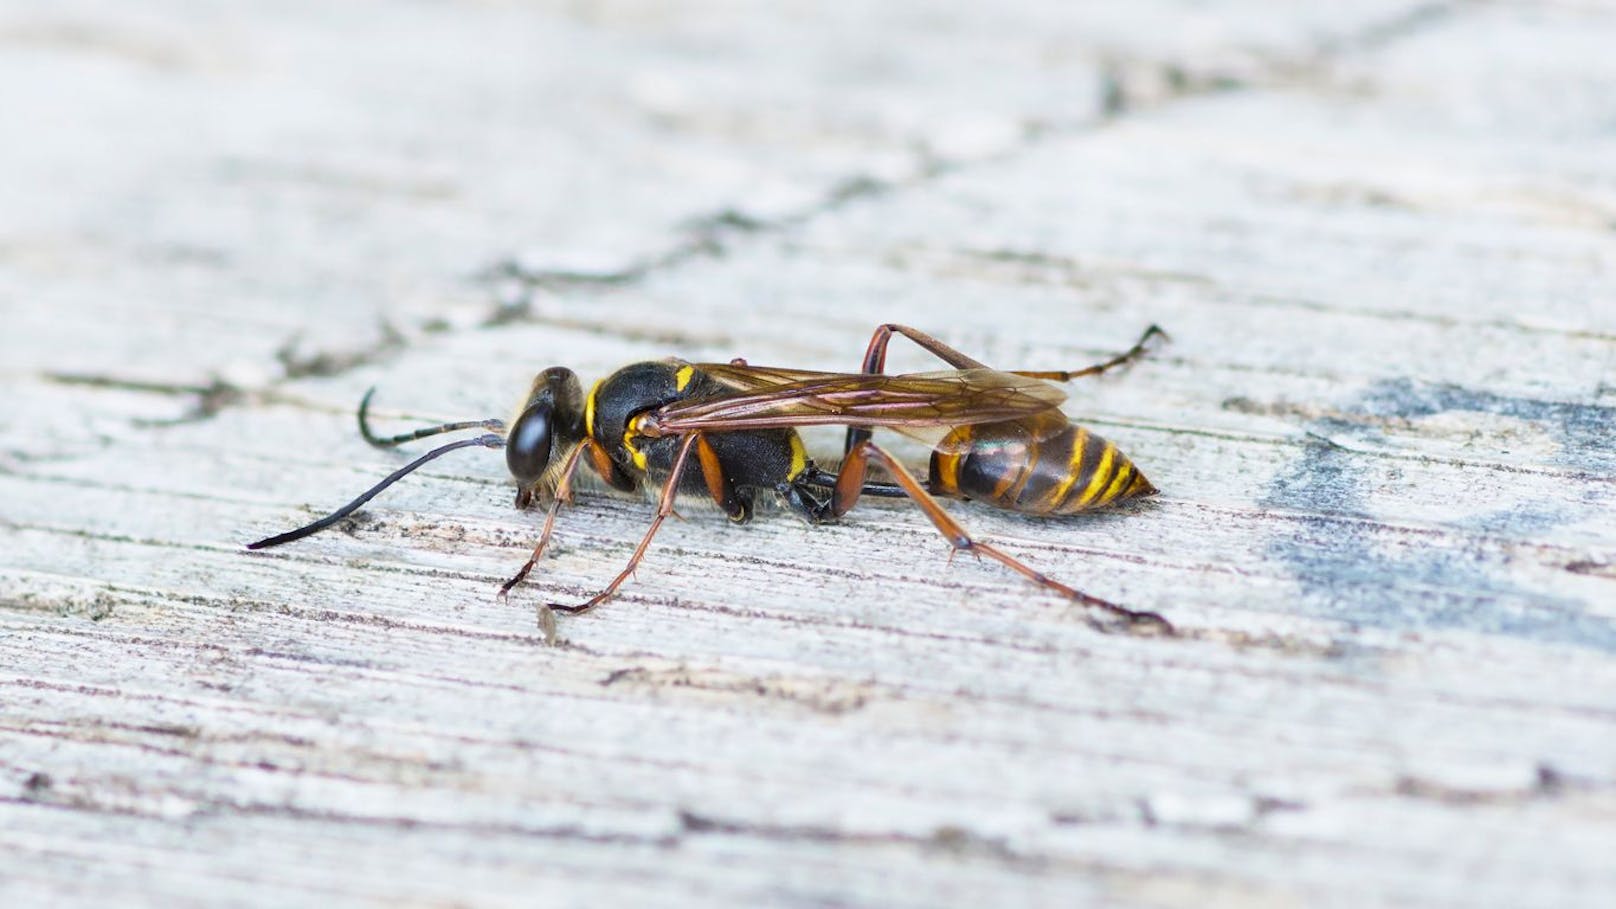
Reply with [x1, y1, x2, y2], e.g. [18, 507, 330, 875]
[549, 433, 702, 615]
[500, 440, 595, 597]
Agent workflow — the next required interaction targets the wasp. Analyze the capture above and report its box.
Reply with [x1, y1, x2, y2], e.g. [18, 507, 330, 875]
[248, 324, 1171, 633]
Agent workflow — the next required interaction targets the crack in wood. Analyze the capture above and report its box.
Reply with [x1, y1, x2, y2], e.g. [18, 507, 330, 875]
[596, 663, 875, 715]
[1390, 764, 1572, 806]
[677, 810, 1034, 867]
[479, 6, 1459, 330]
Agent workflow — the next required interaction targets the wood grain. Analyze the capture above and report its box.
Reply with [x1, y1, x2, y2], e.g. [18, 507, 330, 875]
[3, 2, 1614, 907]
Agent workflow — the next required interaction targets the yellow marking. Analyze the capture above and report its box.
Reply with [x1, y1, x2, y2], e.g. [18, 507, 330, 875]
[932, 427, 971, 495]
[1045, 427, 1090, 508]
[675, 365, 695, 392]
[621, 415, 649, 470]
[1074, 442, 1115, 508]
[584, 378, 604, 439]
[933, 451, 961, 495]
[787, 432, 808, 480]
[1099, 457, 1135, 505]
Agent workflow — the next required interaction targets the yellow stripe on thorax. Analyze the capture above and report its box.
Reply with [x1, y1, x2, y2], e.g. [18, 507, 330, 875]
[584, 378, 604, 439]
[621, 414, 650, 470]
[675, 364, 695, 392]
[787, 432, 808, 480]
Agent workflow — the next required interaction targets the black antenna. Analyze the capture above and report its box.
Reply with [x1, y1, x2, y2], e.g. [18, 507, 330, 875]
[358, 387, 506, 448]
[246, 433, 505, 550]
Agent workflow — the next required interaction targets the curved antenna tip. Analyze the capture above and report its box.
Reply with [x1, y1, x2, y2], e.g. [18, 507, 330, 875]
[356, 388, 505, 450]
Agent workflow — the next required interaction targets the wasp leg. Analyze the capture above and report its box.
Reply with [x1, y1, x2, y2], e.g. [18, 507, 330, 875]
[499, 441, 592, 597]
[831, 439, 1173, 635]
[548, 433, 700, 616]
[843, 323, 1167, 457]
[799, 464, 905, 498]
[854, 322, 1166, 378]
[696, 434, 753, 523]
[1006, 324, 1167, 382]
[780, 461, 908, 524]
[778, 477, 833, 524]
[839, 324, 982, 464]
[586, 433, 639, 494]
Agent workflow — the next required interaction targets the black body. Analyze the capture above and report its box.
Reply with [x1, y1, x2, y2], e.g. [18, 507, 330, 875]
[583, 360, 818, 523]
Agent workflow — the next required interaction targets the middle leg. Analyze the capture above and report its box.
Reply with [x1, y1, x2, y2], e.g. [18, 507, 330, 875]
[499, 440, 590, 598]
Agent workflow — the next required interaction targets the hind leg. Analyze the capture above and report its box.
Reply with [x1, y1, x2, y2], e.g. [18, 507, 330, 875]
[829, 438, 1172, 635]
[842, 323, 1166, 462]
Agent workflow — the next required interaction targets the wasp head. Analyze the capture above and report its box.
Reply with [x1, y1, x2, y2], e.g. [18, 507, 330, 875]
[508, 367, 585, 507]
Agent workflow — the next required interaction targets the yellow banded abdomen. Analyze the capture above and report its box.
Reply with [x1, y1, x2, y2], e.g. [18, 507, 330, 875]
[929, 416, 1156, 516]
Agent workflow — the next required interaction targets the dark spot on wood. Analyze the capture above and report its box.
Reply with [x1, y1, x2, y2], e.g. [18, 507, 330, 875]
[1565, 560, 1616, 578]
[1261, 378, 1611, 650]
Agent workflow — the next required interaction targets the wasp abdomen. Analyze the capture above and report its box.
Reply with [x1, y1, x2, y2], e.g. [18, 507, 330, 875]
[930, 417, 1155, 516]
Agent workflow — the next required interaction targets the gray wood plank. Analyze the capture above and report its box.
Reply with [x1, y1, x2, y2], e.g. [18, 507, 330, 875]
[3, 2, 1614, 908]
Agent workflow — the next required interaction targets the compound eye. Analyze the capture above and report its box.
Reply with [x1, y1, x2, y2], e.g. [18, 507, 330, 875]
[505, 404, 553, 484]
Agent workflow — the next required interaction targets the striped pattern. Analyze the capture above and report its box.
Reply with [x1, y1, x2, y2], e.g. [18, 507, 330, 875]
[928, 417, 1156, 516]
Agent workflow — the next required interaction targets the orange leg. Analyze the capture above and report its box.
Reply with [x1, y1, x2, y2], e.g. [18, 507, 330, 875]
[844, 322, 1166, 468]
[856, 323, 989, 375]
[834, 439, 1172, 635]
[696, 433, 751, 521]
[855, 322, 1165, 378]
[499, 440, 593, 597]
[843, 323, 988, 483]
[1007, 325, 1167, 382]
[547, 433, 701, 615]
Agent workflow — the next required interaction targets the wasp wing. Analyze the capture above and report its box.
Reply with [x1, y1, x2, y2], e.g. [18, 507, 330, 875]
[691, 362, 845, 393]
[648, 364, 1066, 433]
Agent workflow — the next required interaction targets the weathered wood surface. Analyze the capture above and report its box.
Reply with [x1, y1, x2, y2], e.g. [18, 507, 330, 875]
[3, 2, 1615, 906]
